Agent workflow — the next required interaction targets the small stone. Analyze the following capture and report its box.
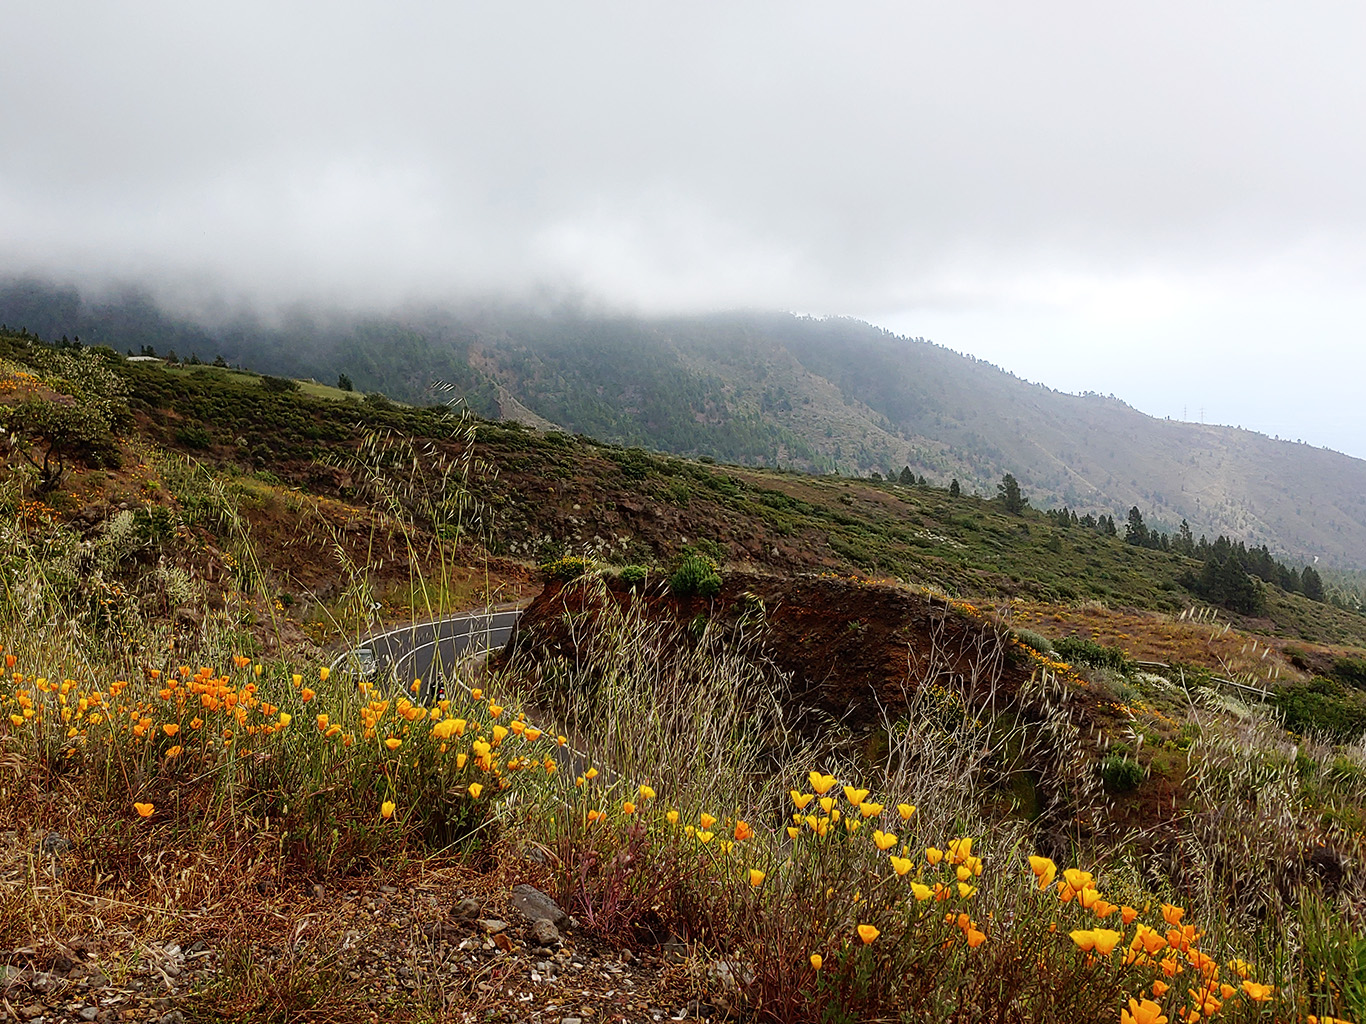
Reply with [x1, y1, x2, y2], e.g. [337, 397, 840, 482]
[478, 919, 508, 935]
[38, 832, 71, 855]
[17, 1003, 45, 1021]
[510, 884, 569, 928]
[80, 1008, 99, 1022]
[451, 898, 481, 920]
[378, 885, 398, 894]
[529, 919, 560, 946]
[311, 883, 326, 900]
[561, 1018, 583, 1024]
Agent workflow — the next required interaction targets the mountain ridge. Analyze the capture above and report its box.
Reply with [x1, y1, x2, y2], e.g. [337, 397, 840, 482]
[3, 277, 1364, 567]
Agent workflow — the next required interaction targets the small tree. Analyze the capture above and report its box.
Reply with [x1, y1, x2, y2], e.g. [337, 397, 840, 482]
[949, 479, 960, 497]
[4, 398, 120, 493]
[1124, 506, 1149, 546]
[1302, 565, 1326, 602]
[997, 473, 1027, 514]
[337, 373, 354, 392]
[898, 466, 914, 485]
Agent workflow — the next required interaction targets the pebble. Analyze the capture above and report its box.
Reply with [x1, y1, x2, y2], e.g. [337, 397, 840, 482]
[451, 898, 481, 919]
[478, 919, 509, 935]
[529, 918, 561, 946]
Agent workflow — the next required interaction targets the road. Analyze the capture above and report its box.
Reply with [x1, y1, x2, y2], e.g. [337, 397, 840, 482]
[332, 609, 521, 704]
[333, 607, 609, 786]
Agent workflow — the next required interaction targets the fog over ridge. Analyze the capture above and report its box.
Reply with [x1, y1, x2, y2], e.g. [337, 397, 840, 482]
[3, 2, 1365, 455]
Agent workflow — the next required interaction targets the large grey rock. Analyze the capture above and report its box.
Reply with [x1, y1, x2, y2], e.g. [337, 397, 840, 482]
[510, 884, 569, 928]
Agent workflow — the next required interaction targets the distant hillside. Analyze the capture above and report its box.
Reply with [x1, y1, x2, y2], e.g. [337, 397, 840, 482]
[4, 277, 1366, 567]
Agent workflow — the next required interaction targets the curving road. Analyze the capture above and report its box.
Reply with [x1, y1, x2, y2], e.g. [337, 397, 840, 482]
[331, 609, 521, 704]
[333, 605, 613, 788]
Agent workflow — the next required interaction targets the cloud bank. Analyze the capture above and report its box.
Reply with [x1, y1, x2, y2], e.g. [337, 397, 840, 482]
[3, 2, 1365, 452]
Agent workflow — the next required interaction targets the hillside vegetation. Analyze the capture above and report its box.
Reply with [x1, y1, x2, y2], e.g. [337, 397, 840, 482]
[5, 278, 1366, 568]
[1, 328, 1366, 1021]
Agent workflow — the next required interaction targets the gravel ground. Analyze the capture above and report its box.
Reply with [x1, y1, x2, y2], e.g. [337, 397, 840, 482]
[0, 837, 712, 1024]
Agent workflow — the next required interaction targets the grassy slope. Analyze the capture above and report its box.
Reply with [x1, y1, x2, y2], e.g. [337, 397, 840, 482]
[4, 332, 1366, 1021]
[7, 281, 1366, 567]
[11, 337, 1356, 650]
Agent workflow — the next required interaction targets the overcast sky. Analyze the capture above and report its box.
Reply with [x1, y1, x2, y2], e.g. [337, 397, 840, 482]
[3, 3, 1364, 456]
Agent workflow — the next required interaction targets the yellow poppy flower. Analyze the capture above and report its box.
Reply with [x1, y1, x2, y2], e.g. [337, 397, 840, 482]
[807, 772, 837, 795]
[638, 784, 656, 800]
[468, 783, 483, 798]
[748, 869, 765, 887]
[897, 803, 916, 820]
[381, 800, 395, 819]
[1063, 868, 1094, 892]
[809, 954, 822, 970]
[134, 802, 154, 817]
[790, 790, 814, 810]
[385, 737, 402, 750]
[843, 786, 870, 806]
[872, 830, 897, 851]
[856, 924, 879, 944]
[1119, 997, 1168, 1024]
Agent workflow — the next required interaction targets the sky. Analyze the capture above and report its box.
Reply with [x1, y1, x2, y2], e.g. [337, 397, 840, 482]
[3, 2, 1365, 456]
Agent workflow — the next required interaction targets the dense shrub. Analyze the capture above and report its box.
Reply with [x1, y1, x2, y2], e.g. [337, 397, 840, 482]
[1100, 754, 1145, 794]
[669, 553, 722, 598]
[1332, 657, 1366, 691]
[617, 564, 650, 587]
[1012, 628, 1053, 655]
[1274, 678, 1366, 740]
[539, 555, 596, 582]
[1051, 635, 1133, 672]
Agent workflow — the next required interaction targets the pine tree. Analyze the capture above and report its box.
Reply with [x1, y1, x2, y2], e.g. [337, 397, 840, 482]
[1302, 565, 1325, 602]
[997, 474, 1027, 514]
[1124, 507, 1149, 546]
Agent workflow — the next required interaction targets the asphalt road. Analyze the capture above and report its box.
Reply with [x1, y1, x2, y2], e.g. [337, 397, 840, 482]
[333, 607, 610, 786]
[332, 609, 521, 704]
